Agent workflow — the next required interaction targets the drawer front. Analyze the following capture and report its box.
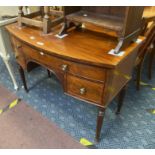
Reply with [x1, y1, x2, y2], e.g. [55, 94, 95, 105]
[22, 43, 106, 82]
[68, 62, 106, 82]
[21, 43, 67, 71]
[66, 74, 104, 105]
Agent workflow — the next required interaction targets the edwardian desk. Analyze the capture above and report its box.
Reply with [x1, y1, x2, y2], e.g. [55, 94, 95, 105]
[6, 23, 144, 141]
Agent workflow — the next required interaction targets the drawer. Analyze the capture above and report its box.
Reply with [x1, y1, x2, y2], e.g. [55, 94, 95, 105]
[22, 43, 106, 82]
[68, 62, 106, 82]
[21, 43, 68, 71]
[66, 74, 104, 105]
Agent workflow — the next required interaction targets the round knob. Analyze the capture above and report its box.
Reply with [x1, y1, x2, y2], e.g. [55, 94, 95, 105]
[40, 52, 44, 56]
[80, 88, 86, 95]
[61, 64, 68, 71]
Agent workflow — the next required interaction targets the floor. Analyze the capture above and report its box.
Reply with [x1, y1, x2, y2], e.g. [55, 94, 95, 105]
[0, 53, 155, 149]
[0, 85, 85, 149]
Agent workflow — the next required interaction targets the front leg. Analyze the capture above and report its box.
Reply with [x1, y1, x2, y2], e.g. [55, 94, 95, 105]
[148, 43, 155, 79]
[47, 69, 51, 78]
[116, 85, 127, 114]
[58, 20, 68, 36]
[59, 20, 82, 36]
[95, 107, 106, 142]
[18, 65, 28, 92]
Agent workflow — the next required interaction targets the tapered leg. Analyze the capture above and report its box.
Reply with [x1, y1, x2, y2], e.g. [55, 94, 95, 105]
[95, 107, 106, 142]
[136, 64, 142, 91]
[47, 69, 51, 78]
[116, 85, 127, 114]
[58, 21, 68, 36]
[148, 47, 155, 79]
[18, 65, 28, 92]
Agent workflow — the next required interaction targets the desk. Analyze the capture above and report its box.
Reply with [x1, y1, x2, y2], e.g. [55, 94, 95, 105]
[6, 23, 144, 141]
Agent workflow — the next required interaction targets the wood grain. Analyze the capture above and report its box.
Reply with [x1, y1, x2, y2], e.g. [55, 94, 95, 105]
[6, 23, 144, 69]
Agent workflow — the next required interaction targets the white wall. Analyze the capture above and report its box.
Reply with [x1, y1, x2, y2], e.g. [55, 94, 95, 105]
[0, 6, 18, 16]
[0, 6, 40, 17]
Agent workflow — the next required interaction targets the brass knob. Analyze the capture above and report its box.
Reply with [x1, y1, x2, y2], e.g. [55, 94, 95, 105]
[61, 64, 68, 71]
[80, 88, 86, 95]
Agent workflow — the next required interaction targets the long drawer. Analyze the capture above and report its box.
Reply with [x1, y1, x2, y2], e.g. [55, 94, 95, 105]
[21, 42, 106, 82]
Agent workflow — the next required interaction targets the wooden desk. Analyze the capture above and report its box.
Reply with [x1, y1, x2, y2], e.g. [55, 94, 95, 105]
[6, 23, 144, 141]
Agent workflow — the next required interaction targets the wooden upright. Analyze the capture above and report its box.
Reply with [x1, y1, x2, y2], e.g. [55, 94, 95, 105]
[59, 6, 144, 54]
[18, 6, 63, 34]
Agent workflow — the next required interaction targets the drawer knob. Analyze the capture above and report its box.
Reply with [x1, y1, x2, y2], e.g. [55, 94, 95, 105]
[80, 88, 86, 95]
[40, 52, 44, 56]
[61, 64, 68, 71]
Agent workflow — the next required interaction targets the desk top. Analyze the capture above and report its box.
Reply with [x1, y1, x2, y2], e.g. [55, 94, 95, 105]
[143, 6, 155, 18]
[6, 23, 144, 69]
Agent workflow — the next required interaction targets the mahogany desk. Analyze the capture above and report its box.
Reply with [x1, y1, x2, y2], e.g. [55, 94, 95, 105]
[6, 23, 144, 141]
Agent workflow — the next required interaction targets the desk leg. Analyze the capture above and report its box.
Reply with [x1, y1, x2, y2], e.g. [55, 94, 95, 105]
[95, 107, 105, 142]
[148, 46, 155, 79]
[47, 69, 51, 78]
[116, 85, 127, 114]
[19, 65, 28, 92]
[136, 63, 142, 90]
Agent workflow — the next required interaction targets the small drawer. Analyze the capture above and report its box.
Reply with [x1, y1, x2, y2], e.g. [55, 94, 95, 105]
[21, 44, 46, 62]
[68, 62, 106, 82]
[66, 74, 104, 105]
[21, 43, 70, 71]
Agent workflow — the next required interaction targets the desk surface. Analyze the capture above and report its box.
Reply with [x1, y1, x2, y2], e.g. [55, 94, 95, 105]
[6, 23, 144, 69]
[143, 6, 155, 18]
